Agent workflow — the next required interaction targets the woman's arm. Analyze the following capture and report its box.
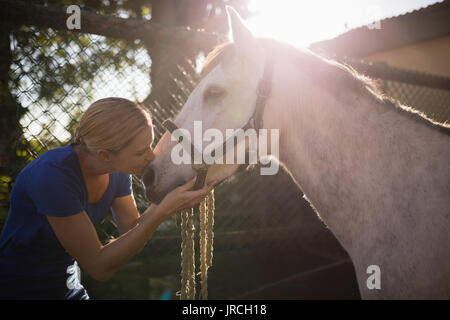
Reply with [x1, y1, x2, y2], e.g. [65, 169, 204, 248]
[47, 204, 163, 282]
[111, 194, 158, 236]
[46, 178, 215, 282]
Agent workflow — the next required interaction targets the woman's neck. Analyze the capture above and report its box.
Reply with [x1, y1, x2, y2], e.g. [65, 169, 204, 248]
[73, 144, 111, 178]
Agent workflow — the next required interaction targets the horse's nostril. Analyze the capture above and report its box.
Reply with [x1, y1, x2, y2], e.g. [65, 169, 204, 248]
[142, 167, 155, 187]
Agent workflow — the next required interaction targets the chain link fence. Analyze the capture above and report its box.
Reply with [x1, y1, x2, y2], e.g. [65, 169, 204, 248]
[1, 2, 449, 299]
[337, 56, 450, 123]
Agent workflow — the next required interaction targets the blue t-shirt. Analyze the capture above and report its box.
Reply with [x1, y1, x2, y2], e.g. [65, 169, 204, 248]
[0, 144, 132, 299]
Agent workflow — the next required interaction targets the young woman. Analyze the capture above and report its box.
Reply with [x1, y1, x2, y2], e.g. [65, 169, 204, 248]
[0, 97, 215, 299]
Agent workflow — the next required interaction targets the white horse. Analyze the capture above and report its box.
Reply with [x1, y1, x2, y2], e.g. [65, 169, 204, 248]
[143, 8, 450, 299]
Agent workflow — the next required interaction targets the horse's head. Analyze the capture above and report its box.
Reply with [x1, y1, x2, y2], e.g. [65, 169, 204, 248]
[142, 7, 271, 203]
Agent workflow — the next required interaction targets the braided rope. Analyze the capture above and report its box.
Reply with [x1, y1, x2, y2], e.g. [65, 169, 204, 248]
[199, 193, 208, 300]
[179, 189, 215, 300]
[180, 208, 195, 300]
[206, 189, 215, 269]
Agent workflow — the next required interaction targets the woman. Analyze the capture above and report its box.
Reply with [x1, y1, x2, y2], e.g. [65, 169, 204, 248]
[0, 97, 215, 299]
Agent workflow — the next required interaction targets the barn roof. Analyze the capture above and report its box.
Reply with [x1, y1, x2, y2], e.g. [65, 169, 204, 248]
[309, 0, 450, 57]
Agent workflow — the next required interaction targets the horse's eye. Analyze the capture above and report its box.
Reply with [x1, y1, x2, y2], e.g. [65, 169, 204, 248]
[203, 86, 225, 102]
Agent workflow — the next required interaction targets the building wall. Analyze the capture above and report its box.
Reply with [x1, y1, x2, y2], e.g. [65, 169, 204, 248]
[364, 35, 450, 78]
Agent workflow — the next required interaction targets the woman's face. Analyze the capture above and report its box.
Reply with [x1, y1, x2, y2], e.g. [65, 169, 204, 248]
[111, 125, 155, 175]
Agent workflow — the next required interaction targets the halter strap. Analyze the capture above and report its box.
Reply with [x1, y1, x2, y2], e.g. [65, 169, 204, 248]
[254, 55, 274, 131]
[162, 119, 178, 134]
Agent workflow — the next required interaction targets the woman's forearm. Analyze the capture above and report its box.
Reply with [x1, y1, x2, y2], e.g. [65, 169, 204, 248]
[134, 203, 159, 228]
[95, 204, 166, 280]
[92, 177, 212, 281]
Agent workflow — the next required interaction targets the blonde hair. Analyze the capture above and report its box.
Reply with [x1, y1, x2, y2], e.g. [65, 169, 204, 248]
[74, 97, 152, 152]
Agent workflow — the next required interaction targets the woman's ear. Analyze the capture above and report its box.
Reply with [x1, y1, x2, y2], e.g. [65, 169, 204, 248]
[97, 149, 113, 162]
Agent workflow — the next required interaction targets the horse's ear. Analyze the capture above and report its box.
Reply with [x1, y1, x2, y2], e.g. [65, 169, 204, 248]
[226, 6, 255, 48]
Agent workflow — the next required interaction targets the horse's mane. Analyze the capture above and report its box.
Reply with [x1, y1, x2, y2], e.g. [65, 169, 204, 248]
[201, 38, 450, 136]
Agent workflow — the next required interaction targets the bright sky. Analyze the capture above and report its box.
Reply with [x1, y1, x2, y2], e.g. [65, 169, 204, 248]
[246, 0, 443, 48]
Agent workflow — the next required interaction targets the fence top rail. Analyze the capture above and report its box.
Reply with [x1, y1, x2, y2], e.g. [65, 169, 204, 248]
[335, 56, 450, 91]
[0, 0, 224, 48]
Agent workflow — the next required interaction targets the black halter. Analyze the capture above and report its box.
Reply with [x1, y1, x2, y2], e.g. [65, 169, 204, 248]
[162, 56, 274, 190]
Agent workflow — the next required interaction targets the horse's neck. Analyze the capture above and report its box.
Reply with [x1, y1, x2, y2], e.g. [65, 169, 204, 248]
[266, 87, 375, 251]
[261, 62, 450, 298]
[264, 80, 448, 257]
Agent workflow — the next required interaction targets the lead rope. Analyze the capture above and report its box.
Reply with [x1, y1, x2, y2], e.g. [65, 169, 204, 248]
[200, 188, 215, 300]
[178, 189, 215, 300]
[180, 207, 196, 300]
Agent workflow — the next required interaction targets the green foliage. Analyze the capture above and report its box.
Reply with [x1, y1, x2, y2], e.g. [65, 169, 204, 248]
[0, 175, 13, 225]
[12, 26, 148, 104]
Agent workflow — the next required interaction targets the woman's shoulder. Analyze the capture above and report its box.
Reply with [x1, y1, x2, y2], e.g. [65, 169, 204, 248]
[19, 144, 82, 185]
[12, 145, 87, 214]
[110, 172, 133, 197]
[110, 172, 132, 186]
[25, 145, 76, 170]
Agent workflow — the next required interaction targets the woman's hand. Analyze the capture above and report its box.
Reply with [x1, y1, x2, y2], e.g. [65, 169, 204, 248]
[155, 178, 216, 219]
